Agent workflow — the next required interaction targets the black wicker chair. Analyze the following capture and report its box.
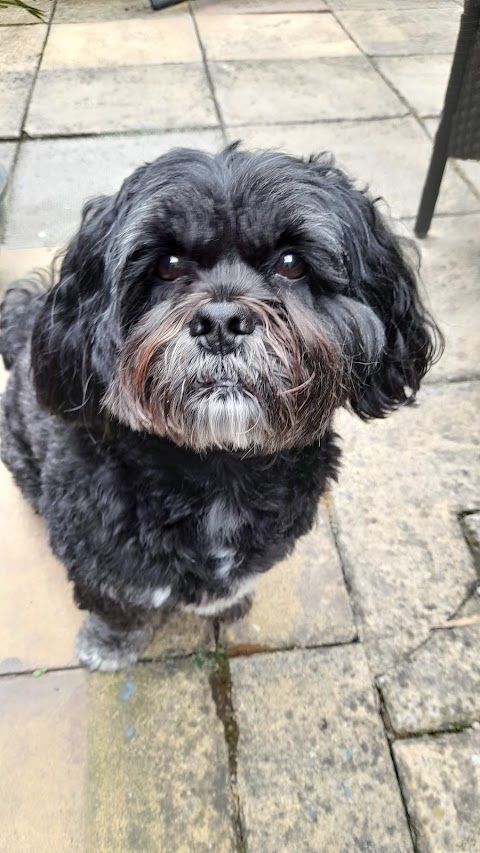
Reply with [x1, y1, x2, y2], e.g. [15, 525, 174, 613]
[415, 0, 480, 238]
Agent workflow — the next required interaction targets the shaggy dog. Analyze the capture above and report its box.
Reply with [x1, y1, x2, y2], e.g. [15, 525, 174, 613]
[0, 147, 441, 670]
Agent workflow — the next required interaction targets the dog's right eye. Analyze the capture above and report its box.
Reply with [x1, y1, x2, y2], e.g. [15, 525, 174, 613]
[275, 252, 306, 280]
[157, 255, 187, 281]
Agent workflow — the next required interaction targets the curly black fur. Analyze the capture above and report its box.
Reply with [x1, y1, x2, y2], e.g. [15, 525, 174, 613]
[0, 147, 442, 670]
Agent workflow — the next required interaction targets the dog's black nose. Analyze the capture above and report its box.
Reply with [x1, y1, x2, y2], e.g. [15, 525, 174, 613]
[189, 302, 256, 355]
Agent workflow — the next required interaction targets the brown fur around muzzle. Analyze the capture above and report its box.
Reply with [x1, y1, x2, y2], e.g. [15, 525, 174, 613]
[104, 293, 344, 453]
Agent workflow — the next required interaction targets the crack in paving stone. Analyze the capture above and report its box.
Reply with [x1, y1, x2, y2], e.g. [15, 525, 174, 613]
[209, 647, 248, 853]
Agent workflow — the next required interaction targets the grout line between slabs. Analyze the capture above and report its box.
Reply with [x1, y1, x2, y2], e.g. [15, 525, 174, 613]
[376, 685, 420, 852]
[189, 0, 228, 144]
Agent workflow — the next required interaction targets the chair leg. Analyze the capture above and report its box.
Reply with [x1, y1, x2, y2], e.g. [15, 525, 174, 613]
[414, 121, 449, 239]
[414, 0, 479, 238]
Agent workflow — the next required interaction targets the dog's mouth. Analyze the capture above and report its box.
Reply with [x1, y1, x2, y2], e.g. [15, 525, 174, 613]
[195, 376, 242, 392]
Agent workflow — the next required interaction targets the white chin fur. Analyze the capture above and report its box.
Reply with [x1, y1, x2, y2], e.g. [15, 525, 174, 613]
[186, 390, 268, 451]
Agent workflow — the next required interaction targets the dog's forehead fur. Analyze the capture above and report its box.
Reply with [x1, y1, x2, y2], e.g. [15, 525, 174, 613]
[113, 147, 344, 270]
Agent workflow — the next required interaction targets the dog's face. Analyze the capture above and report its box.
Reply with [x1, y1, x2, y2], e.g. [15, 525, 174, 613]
[31, 147, 440, 452]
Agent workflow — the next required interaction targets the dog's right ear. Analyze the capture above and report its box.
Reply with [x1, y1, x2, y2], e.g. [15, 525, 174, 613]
[31, 194, 120, 423]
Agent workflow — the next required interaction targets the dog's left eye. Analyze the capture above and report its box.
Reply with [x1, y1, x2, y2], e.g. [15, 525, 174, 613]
[275, 253, 306, 280]
[157, 255, 187, 281]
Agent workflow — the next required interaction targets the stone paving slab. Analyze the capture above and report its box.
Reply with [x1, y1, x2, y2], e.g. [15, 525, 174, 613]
[3, 130, 224, 248]
[0, 663, 235, 853]
[211, 56, 406, 125]
[195, 0, 328, 11]
[335, 8, 460, 56]
[0, 23, 46, 71]
[42, 16, 202, 69]
[423, 118, 480, 194]
[0, 246, 58, 294]
[197, 12, 358, 61]
[376, 56, 451, 117]
[331, 382, 480, 677]
[25, 64, 217, 137]
[379, 624, 480, 735]
[53, 0, 169, 23]
[415, 213, 480, 383]
[0, 142, 16, 180]
[219, 506, 355, 652]
[463, 512, 480, 572]
[87, 662, 235, 853]
[0, 459, 83, 675]
[228, 118, 478, 219]
[0, 668, 87, 853]
[0, 27, 46, 139]
[145, 613, 215, 660]
[0, 72, 35, 139]
[393, 731, 480, 853]
[231, 646, 413, 852]
[0, 0, 52, 24]
[0, 143, 17, 233]
[328, 0, 455, 7]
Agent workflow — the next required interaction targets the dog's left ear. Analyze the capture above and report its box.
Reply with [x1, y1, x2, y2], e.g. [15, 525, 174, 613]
[336, 183, 443, 419]
[30, 192, 120, 423]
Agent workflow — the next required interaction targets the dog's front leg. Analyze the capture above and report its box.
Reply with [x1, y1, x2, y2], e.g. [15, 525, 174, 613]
[73, 591, 154, 671]
[75, 613, 153, 672]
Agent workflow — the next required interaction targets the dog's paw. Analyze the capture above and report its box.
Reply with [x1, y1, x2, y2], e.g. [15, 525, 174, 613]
[75, 614, 153, 672]
[215, 594, 253, 624]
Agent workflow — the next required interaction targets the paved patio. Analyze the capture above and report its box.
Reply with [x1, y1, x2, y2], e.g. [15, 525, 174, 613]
[0, 0, 479, 851]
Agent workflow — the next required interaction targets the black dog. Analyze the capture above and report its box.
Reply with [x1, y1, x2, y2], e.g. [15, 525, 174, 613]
[0, 147, 441, 670]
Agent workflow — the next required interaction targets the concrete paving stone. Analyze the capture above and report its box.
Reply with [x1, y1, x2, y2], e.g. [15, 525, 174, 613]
[4, 130, 223, 247]
[376, 55, 451, 117]
[460, 588, 480, 614]
[25, 63, 217, 136]
[0, 71, 34, 138]
[0, 246, 59, 295]
[0, 0, 52, 24]
[393, 731, 480, 853]
[53, 0, 173, 22]
[0, 459, 83, 674]
[87, 662, 235, 852]
[211, 57, 406, 125]
[423, 117, 480, 194]
[336, 8, 460, 56]
[145, 611, 215, 659]
[197, 13, 358, 61]
[331, 382, 480, 676]
[0, 143, 17, 234]
[0, 669, 87, 853]
[228, 118, 479, 219]
[379, 625, 480, 734]
[0, 23, 46, 71]
[195, 0, 328, 11]
[219, 506, 355, 652]
[414, 214, 480, 383]
[0, 141, 16, 176]
[329, 0, 455, 7]
[42, 16, 202, 69]
[0, 145, 17, 240]
[231, 646, 413, 852]
[450, 159, 480, 196]
[463, 512, 480, 572]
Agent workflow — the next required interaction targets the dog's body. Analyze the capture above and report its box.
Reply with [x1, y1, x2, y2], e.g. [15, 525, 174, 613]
[0, 147, 440, 669]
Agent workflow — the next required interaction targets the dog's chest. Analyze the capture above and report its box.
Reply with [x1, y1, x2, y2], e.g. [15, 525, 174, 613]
[203, 497, 240, 580]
